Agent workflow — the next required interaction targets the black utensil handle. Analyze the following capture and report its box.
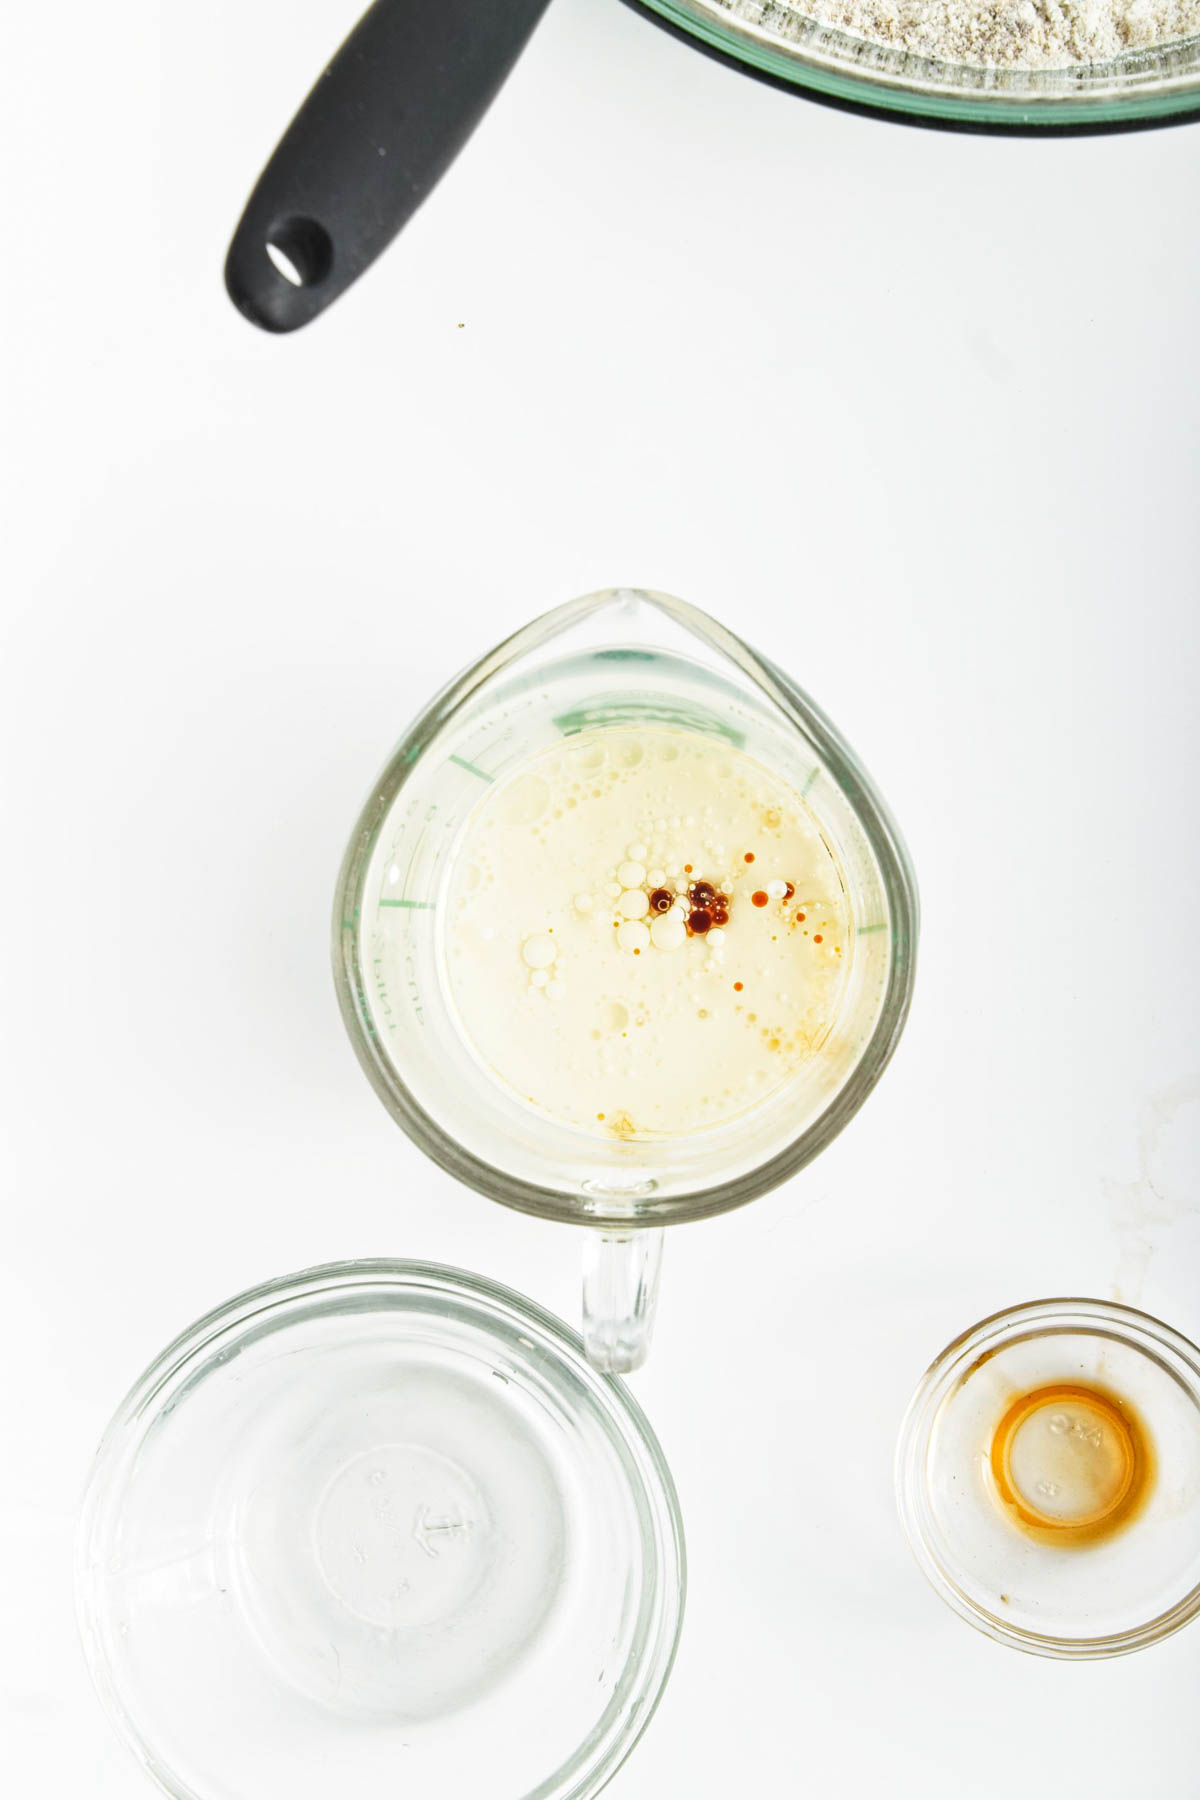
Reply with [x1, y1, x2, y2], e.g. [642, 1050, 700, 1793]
[226, 0, 553, 333]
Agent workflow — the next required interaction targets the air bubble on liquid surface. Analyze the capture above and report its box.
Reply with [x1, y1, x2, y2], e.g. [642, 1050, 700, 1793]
[500, 775, 551, 827]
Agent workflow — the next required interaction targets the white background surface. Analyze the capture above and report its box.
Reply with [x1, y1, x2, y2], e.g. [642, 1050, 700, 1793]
[5, 1, 1200, 1794]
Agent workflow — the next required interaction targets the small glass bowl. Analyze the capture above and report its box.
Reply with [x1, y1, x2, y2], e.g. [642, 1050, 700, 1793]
[77, 1261, 685, 1800]
[896, 1298, 1200, 1658]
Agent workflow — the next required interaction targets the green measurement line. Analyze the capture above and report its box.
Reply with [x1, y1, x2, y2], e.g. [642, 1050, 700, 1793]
[858, 922, 887, 934]
[801, 767, 819, 797]
[379, 898, 435, 910]
[450, 755, 493, 781]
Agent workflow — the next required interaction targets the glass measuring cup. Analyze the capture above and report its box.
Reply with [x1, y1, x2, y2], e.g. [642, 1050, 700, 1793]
[334, 588, 917, 1369]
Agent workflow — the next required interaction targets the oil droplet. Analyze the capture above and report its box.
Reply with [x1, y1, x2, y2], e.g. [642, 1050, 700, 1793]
[522, 933, 557, 969]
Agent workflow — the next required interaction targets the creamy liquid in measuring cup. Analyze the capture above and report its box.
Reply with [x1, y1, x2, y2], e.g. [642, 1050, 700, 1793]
[441, 726, 850, 1138]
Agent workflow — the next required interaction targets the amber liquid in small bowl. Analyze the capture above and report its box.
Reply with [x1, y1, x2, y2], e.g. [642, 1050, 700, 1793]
[987, 1383, 1156, 1548]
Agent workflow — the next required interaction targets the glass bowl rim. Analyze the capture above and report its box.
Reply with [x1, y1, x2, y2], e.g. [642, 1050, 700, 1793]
[76, 1257, 687, 1800]
[894, 1295, 1200, 1658]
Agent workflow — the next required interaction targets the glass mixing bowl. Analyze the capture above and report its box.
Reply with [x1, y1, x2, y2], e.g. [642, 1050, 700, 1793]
[77, 1261, 685, 1800]
[634, 0, 1200, 125]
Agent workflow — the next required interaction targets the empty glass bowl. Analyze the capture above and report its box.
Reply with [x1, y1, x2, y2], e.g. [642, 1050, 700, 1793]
[77, 1261, 685, 1800]
[896, 1298, 1200, 1657]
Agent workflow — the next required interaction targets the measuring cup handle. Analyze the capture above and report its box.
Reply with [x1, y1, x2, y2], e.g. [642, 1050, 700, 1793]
[581, 1229, 664, 1374]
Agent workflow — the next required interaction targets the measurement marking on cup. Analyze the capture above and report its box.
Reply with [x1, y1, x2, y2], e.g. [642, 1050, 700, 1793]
[378, 898, 435, 910]
[449, 755, 493, 781]
[857, 922, 887, 934]
[801, 767, 819, 797]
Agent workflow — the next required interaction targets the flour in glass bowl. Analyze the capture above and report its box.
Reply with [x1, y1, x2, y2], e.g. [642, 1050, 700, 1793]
[719, 0, 1200, 68]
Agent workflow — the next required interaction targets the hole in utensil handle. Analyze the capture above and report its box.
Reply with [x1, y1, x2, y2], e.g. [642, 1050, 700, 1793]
[264, 218, 334, 289]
